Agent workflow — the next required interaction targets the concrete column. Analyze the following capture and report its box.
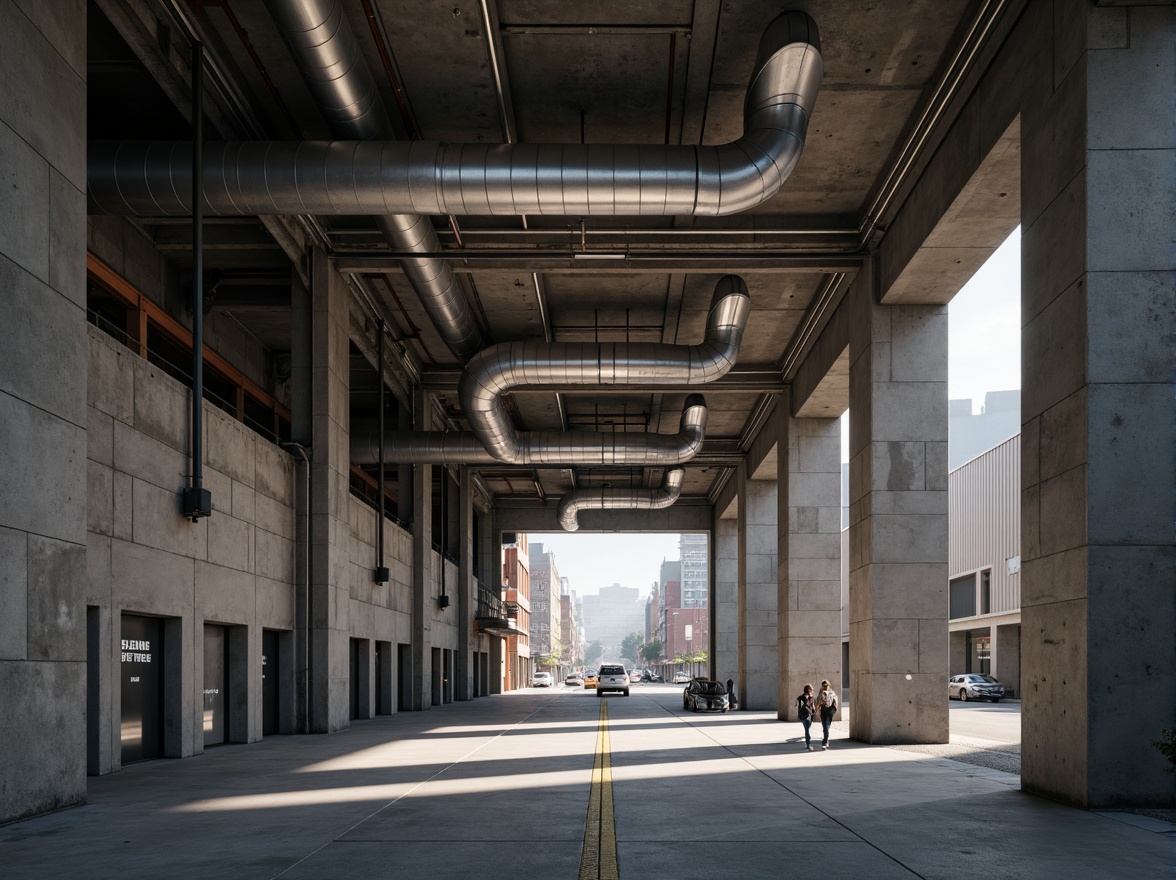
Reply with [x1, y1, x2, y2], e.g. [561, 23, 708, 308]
[711, 513, 739, 686]
[777, 415, 842, 721]
[738, 475, 778, 710]
[949, 631, 967, 677]
[289, 272, 312, 733]
[409, 388, 434, 710]
[455, 466, 473, 701]
[848, 269, 949, 744]
[308, 250, 351, 732]
[1019, 4, 1175, 808]
[995, 624, 1019, 699]
[0, 0, 87, 823]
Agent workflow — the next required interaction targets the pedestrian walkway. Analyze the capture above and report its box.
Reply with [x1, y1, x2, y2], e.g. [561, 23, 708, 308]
[1, 686, 1171, 879]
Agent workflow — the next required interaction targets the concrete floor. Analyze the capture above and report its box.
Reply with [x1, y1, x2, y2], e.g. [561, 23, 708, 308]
[1, 685, 1171, 879]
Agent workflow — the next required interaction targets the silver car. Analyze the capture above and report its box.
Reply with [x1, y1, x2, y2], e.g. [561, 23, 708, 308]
[949, 673, 1005, 702]
[597, 663, 630, 696]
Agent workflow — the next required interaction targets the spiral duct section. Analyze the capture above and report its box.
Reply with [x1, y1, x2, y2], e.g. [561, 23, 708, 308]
[353, 395, 708, 466]
[264, 0, 483, 361]
[459, 276, 749, 463]
[87, 11, 822, 218]
[557, 469, 685, 532]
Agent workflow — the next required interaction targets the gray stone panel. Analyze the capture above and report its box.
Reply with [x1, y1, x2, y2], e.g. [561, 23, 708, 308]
[0, 123, 48, 281]
[132, 358, 190, 452]
[0, 0, 85, 187]
[0, 527, 28, 660]
[88, 330, 135, 424]
[26, 535, 85, 662]
[0, 658, 86, 821]
[0, 391, 86, 543]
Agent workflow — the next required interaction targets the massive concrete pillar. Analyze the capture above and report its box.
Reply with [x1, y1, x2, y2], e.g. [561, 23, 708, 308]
[455, 466, 473, 701]
[409, 388, 434, 710]
[0, 0, 87, 823]
[308, 250, 351, 732]
[712, 512, 739, 686]
[777, 414, 843, 720]
[738, 475, 779, 710]
[1018, 3, 1175, 808]
[848, 271, 949, 744]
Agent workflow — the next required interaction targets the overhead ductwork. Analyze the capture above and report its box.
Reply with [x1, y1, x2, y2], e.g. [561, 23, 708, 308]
[557, 469, 684, 532]
[461, 275, 749, 462]
[352, 395, 708, 467]
[88, 11, 822, 218]
[265, 0, 483, 361]
[352, 275, 748, 465]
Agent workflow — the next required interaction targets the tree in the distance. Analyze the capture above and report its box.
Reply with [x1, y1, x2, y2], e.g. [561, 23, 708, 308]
[620, 631, 644, 664]
[585, 641, 604, 666]
[640, 640, 664, 664]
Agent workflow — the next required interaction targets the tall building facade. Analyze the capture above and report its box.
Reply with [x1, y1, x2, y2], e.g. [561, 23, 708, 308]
[579, 584, 644, 659]
[679, 533, 708, 608]
[502, 534, 531, 690]
[528, 542, 562, 670]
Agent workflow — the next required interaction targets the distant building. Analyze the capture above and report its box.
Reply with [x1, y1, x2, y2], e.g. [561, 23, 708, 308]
[949, 390, 1020, 470]
[679, 533, 708, 608]
[580, 584, 644, 659]
[528, 543, 562, 670]
[502, 533, 531, 691]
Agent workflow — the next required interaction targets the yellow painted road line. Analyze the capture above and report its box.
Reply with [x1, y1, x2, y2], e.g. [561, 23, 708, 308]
[579, 700, 619, 880]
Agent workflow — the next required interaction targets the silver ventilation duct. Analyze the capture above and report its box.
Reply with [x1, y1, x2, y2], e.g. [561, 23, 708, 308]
[88, 11, 822, 218]
[265, 0, 483, 361]
[352, 395, 708, 466]
[557, 469, 684, 532]
[461, 276, 749, 462]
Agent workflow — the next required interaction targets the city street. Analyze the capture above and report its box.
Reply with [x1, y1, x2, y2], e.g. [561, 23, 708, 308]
[2, 685, 1168, 879]
[948, 700, 1021, 744]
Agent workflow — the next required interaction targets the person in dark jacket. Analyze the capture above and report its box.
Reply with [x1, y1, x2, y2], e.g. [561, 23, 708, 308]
[796, 684, 816, 750]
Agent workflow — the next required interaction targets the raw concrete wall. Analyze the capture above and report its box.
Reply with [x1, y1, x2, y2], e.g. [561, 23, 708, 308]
[712, 515, 739, 686]
[1015, 2, 1175, 808]
[738, 477, 778, 710]
[777, 414, 842, 721]
[85, 327, 297, 771]
[0, 0, 88, 823]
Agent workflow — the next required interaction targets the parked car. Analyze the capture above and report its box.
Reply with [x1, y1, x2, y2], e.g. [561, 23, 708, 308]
[597, 664, 630, 696]
[532, 672, 553, 688]
[673, 670, 692, 684]
[949, 673, 1005, 702]
[583, 673, 599, 689]
[565, 672, 584, 686]
[683, 679, 730, 712]
[629, 670, 642, 683]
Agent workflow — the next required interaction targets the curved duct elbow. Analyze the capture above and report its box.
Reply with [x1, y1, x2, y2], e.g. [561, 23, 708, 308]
[557, 468, 685, 532]
[88, 12, 822, 218]
[265, 0, 483, 361]
[460, 276, 748, 463]
[363, 395, 707, 466]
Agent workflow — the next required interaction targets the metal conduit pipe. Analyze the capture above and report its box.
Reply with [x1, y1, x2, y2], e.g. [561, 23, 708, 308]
[87, 11, 822, 218]
[557, 468, 684, 532]
[264, 0, 483, 360]
[460, 275, 749, 463]
[351, 395, 708, 466]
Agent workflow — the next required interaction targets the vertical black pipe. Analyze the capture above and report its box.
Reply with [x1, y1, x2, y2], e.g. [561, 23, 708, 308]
[192, 40, 203, 490]
[375, 320, 388, 582]
[183, 41, 211, 521]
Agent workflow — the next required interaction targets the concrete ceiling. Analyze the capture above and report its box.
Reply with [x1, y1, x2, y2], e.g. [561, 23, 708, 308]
[86, 0, 986, 509]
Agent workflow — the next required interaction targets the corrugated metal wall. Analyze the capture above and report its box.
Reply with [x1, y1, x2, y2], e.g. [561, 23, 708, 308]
[948, 434, 1021, 614]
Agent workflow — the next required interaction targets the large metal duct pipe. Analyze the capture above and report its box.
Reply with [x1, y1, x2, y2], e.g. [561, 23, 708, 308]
[88, 11, 822, 218]
[352, 395, 708, 466]
[265, 0, 483, 361]
[460, 275, 749, 463]
[557, 469, 684, 532]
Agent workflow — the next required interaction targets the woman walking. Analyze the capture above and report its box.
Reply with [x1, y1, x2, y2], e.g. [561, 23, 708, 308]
[796, 684, 816, 751]
[817, 679, 838, 750]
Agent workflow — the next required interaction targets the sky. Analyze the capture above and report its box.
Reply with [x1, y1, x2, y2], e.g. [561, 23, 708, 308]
[532, 229, 1023, 596]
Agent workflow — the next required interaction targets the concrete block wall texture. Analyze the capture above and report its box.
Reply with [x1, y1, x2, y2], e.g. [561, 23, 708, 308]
[309, 253, 354, 733]
[738, 476, 779, 710]
[85, 327, 299, 770]
[1015, 2, 1176, 808]
[712, 515, 739, 686]
[411, 387, 435, 710]
[777, 413, 843, 721]
[0, 0, 88, 824]
[848, 270, 950, 745]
